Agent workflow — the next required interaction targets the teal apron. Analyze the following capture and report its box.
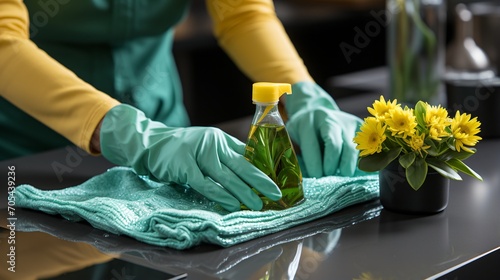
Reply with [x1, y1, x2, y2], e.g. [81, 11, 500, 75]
[0, 0, 191, 160]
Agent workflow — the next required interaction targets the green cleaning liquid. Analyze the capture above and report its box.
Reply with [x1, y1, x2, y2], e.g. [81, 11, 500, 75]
[244, 123, 304, 210]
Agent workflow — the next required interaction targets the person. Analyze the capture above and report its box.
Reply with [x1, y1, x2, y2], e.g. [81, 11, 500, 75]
[0, 0, 362, 212]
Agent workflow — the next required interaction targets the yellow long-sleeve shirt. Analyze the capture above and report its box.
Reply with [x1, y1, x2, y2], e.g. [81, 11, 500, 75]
[0, 0, 313, 157]
[206, 0, 313, 84]
[0, 0, 120, 155]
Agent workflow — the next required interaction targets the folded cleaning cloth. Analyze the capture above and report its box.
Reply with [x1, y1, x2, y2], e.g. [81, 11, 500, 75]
[15, 167, 378, 250]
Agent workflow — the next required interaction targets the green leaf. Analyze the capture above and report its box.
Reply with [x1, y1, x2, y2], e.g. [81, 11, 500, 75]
[437, 141, 451, 156]
[414, 101, 428, 130]
[277, 166, 300, 188]
[406, 157, 428, 190]
[426, 138, 452, 157]
[399, 152, 416, 168]
[439, 149, 475, 161]
[358, 147, 402, 172]
[426, 158, 462, 181]
[446, 138, 456, 151]
[425, 138, 439, 156]
[446, 158, 483, 181]
[438, 141, 455, 156]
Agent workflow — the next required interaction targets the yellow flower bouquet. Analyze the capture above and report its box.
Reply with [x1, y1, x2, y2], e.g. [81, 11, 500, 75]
[353, 96, 483, 191]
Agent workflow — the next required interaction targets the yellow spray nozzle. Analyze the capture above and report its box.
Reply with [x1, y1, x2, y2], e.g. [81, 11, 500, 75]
[252, 82, 292, 103]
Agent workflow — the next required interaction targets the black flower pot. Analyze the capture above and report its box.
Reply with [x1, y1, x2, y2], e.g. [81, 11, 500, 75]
[379, 162, 450, 214]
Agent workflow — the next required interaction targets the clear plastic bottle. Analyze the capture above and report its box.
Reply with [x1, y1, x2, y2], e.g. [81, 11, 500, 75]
[243, 82, 304, 210]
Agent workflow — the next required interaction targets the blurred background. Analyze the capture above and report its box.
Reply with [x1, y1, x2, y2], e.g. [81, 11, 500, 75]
[173, 0, 498, 126]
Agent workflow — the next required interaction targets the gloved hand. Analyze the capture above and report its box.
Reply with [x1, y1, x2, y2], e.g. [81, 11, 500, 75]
[100, 104, 282, 212]
[285, 82, 362, 177]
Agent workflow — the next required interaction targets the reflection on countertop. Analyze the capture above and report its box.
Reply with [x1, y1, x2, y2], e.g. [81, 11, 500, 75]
[0, 200, 380, 280]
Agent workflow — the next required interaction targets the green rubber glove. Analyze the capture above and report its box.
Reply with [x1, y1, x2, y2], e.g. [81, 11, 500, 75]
[100, 104, 282, 212]
[285, 82, 362, 178]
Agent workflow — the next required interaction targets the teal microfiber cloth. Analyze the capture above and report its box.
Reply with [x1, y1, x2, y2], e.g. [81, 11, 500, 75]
[15, 167, 378, 250]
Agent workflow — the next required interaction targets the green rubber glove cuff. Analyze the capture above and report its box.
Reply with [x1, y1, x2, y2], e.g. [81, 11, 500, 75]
[100, 105, 162, 177]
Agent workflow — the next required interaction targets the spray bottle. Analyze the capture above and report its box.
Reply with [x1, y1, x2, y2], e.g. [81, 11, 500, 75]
[244, 82, 304, 210]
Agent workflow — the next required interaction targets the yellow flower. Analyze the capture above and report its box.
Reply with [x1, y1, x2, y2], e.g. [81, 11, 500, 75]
[367, 95, 400, 121]
[353, 117, 386, 157]
[451, 111, 482, 152]
[355, 98, 483, 187]
[425, 103, 451, 141]
[385, 106, 417, 138]
[354, 272, 382, 280]
[405, 131, 430, 157]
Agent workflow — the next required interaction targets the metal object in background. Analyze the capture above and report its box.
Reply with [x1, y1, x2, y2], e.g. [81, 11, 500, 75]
[470, 1, 500, 74]
[445, 3, 500, 139]
[445, 3, 494, 79]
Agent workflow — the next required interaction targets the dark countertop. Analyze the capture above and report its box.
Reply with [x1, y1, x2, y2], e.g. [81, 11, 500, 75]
[1, 86, 500, 279]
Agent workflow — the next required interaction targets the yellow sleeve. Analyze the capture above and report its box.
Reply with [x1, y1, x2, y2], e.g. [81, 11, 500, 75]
[0, 0, 120, 154]
[205, 0, 314, 84]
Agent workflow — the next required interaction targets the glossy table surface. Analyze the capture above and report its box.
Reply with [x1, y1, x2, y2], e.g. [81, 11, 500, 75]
[1, 90, 500, 280]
